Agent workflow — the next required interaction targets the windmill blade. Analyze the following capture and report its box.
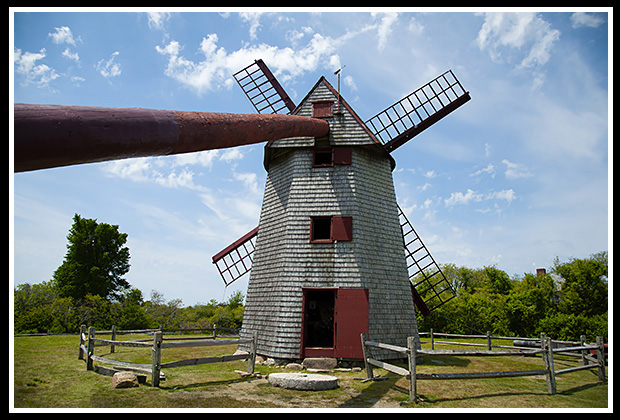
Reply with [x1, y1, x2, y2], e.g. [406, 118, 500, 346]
[365, 70, 471, 153]
[398, 205, 456, 315]
[233, 59, 296, 114]
[212, 227, 258, 286]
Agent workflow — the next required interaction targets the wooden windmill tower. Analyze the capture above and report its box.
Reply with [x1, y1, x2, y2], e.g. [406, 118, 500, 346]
[212, 60, 470, 361]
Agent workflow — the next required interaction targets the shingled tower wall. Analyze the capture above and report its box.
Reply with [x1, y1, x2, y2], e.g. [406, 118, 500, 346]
[239, 77, 419, 361]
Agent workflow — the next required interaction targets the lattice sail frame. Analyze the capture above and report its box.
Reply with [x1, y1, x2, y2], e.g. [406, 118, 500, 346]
[398, 205, 456, 315]
[365, 70, 470, 153]
[212, 227, 258, 286]
[233, 59, 296, 115]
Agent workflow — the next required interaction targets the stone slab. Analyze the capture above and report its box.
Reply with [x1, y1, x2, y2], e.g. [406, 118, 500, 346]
[302, 357, 338, 370]
[268, 372, 338, 391]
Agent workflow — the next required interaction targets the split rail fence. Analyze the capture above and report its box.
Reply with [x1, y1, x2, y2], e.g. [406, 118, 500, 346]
[78, 325, 257, 387]
[360, 332, 606, 403]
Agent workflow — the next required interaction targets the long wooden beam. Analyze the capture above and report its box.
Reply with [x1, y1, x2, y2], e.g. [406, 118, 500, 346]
[13, 103, 329, 172]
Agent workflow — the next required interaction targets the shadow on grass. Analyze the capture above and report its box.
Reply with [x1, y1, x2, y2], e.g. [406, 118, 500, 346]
[406, 379, 607, 406]
[158, 375, 254, 391]
[337, 375, 400, 408]
[420, 355, 472, 367]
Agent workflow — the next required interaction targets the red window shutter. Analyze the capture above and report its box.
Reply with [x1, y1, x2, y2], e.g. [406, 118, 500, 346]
[331, 216, 353, 241]
[333, 148, 352, 165]
[312, 101, 333, 118]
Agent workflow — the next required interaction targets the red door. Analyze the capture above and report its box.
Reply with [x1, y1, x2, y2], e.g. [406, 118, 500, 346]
[334, 288, 369, 359]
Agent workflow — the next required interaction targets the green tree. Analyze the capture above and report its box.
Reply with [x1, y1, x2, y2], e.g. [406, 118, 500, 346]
[553, 252, 608, 317]
[53, 214, 130, 301]
[144, 290, 184, 329]
[75, 293, 113, 329]
[483, 266, 513, 295]
[112, 288, 152, 330]
[506, 273, 559, 337]
[14, 282, 58, 333]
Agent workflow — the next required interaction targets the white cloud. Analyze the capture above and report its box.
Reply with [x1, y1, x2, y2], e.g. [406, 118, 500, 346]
[445, 189, 483, 206]
[233, 171, 260, 196]
[101, 157, 205, 191]
[173, 150, 220, 169]
[484, 142, 492, 158]
[476, 12, 560, 69]
[570, 12, 606, 28]
[48, 26, 77, 46]
[220, 148, 245, 162]
[101, 146, 251, 191]
[14, 48, 59, 88]
[155, 32, 340, 94]
[343, 75, 357, 91]
[444, 188, 516, 207]
[488, 189, 516, 203]
[96, 51, 122, 78]
[370, 12, 399, 51]
[470, 163, 496, 179]
[502, 159, 533, 179]
[286, 26, 313, 45]
[239, 12, 264, 40]
[154, 13, 408, 95]
[407, 16, 424, 35]
[102, 157, 153, 182]
[62, 47, 79, 63]
[147, 12, 171, 31]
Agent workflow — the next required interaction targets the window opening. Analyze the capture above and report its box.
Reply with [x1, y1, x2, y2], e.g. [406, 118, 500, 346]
[313, 148, 333, 167]
[311, 217, 332, 242]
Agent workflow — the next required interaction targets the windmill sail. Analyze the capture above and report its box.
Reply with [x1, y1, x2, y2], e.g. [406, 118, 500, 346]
[233, 59, 296, 114]
[212, 227, 258, 286]
[365, 70, 470, 153]
[398, 205, 456, 315]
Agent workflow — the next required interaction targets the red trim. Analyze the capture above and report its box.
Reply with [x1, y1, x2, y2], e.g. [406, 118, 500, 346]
[212, 227, 258, 263]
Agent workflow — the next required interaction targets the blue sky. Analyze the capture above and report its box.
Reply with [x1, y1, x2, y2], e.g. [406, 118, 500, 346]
[11, 9, 611, 307]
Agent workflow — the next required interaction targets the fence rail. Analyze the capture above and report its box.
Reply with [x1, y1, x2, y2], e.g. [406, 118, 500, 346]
[78, 325, 257, 387]
[360, 332, 606, 403]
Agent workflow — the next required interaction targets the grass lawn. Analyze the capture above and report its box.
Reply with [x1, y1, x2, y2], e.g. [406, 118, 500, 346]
[12, 332, 609, 410]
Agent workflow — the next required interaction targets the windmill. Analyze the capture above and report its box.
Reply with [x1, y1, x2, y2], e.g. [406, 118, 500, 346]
[212, 59, 470, 361]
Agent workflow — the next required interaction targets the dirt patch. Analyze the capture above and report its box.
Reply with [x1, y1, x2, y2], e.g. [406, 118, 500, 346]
[165, 374, 404, 409]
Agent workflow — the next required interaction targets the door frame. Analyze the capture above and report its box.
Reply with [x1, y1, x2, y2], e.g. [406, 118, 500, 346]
[300, 287, 369, 359]
[300, 287, 337, 358]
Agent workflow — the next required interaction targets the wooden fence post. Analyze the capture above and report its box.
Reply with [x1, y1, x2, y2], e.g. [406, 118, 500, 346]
[430, 328, 434, 350]
[580, 335, 588, 366]
[487, 331, 492, 351]
[247, 331, 258, 374]
[360, 333, 373, 380]
[86, 326, 95, 371]
[151, 331, 163, 387]
[596, 336, 606, 381]
[78, 324, 86, 360]
[407, 336, 417, 403]
[110, 325, 116, 354]
[543, 337, 556, 394]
